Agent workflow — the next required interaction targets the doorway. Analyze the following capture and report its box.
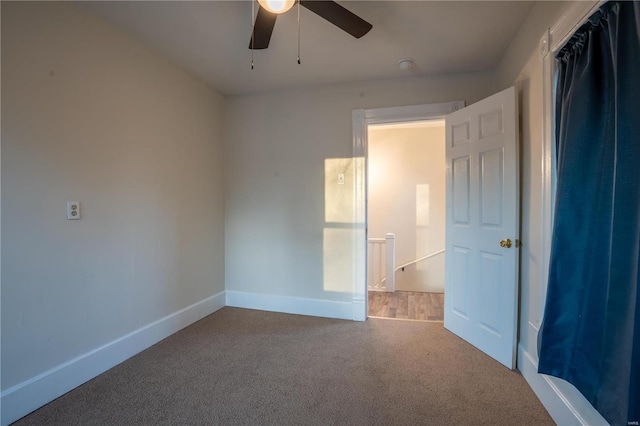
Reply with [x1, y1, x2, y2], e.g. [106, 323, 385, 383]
[353, 90, 519, 368]
[350, 101, 463, 322]
[366, 120, 446, 321]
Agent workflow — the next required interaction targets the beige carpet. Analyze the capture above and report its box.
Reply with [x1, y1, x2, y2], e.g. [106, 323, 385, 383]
[14, 307, 553, 425]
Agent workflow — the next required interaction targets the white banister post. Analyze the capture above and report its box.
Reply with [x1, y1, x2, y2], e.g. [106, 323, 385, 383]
[385, 233, 396, 292]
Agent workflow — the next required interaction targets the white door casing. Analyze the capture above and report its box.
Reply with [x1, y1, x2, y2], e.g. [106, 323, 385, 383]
[352, 101, 464, 321]
[444, 87, 519, 369]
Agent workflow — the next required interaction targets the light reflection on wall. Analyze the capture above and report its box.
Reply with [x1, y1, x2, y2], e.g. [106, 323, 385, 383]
[325, 158, 356, 223]
[368, 155, 381, 194]
[415, 183, 446, 290]
[416, 184, 430, 227]
[323, 158, 365, 293]
[323, 228, 353, 293]
[416, 183, 430, 273]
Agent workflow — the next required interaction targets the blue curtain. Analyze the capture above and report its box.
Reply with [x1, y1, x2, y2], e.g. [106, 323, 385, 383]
[538, 2, 640, 425]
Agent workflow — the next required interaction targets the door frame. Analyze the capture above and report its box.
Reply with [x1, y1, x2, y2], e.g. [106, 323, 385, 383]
[351, 101, 464, 321]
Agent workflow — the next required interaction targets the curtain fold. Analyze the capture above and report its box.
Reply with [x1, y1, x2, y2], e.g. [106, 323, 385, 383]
[538, 2, 640, 425]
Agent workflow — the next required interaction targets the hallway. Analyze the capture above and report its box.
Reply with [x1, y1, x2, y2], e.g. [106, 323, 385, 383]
[368, 291, 444, 321]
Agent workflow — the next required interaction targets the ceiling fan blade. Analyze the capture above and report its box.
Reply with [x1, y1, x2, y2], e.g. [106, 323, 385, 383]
[249, 6, 277, 49]
[300, 0, 372, 39]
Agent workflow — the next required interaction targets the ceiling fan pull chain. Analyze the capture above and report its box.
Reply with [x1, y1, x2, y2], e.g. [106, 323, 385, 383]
[251, 0, 255, 69]
[297, 0, 301, 64]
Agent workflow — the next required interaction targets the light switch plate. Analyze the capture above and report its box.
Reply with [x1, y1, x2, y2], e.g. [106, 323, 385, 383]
[67, 201, 80, 220]
[338, 173, 345, 185]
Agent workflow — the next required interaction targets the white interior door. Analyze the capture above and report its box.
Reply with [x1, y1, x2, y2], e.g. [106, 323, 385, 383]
[444, 87, 519, 369]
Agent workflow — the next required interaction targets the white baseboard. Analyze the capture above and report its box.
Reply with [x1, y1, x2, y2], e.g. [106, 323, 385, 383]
[518, 345, 608, 426]
[226, 290, 353, 320]
[1, 291, 226, 426]
[352, 296, 366, 322]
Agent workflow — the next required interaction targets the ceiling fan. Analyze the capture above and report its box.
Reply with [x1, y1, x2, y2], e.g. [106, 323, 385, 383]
[249, 0, 373, 50]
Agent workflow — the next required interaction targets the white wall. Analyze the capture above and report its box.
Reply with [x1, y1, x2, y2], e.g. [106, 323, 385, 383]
[368, 124, 446, 293]
[2, 0, 602, 423]
[496, 1, 608, 424]
[1, 2, 226, 423]
[225, 73, 495, 314]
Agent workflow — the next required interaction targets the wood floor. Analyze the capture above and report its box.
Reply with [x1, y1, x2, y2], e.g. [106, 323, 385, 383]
[368, 291, 444, 321]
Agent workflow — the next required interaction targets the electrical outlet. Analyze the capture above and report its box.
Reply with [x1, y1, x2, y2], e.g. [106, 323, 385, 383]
[67, 201, 80, 220]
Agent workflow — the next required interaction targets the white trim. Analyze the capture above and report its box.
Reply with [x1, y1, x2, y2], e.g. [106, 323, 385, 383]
[352, 109, 368, 320]
[226, 291, 353, 321]
[368, 316, 443, 324]
[539, 27, 554, 326]
[351, 297, 366, 322]
[1, 291, 226, 426]
[363, 102, 464, 125]
[518, 346, 608, 426]
[548, 1, 605, 53]
[352, 101, 464, 321]
[368, 237, 386, 243]
[369, 119, 445, 130]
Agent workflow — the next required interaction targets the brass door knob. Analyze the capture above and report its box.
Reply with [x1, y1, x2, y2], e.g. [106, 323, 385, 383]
[500, 238, 513, 248]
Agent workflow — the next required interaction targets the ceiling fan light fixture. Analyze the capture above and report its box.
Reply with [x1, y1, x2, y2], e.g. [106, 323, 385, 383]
[258, 0, 295, 14]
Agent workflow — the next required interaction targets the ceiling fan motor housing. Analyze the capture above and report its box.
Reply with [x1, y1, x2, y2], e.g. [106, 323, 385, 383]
[250, 0, 373, 50]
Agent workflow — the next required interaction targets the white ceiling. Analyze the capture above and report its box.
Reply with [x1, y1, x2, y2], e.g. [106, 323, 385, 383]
[77, 1, 535, 96]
